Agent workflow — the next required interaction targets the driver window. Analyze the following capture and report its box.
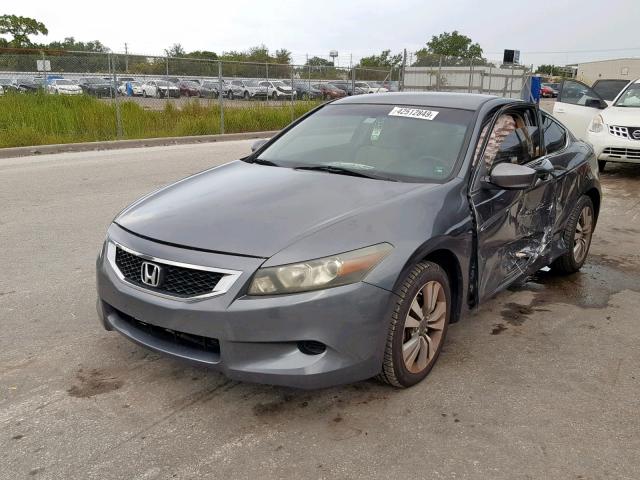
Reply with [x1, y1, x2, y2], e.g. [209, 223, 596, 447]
[477, 109, 540, 169]
[559, 80, 601, 106]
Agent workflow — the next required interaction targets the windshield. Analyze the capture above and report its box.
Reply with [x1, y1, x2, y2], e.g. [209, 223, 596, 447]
[55, 80, 74, 85]
[615, 83, 640, 107]
[82, 78, 104, 84]
[594, 80, 630, 101]
[272, 81, 286, 87]
[156, 80, 173, 87]
[256, 104, 473, 182]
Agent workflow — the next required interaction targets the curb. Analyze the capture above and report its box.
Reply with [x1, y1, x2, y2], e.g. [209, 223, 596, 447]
[0, 131, 279, 159]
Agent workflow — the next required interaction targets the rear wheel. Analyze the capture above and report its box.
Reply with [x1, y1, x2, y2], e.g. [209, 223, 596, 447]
[378, 262, 450, 388]
[551, 195, 595, 274]
[598, 160, 607, 172]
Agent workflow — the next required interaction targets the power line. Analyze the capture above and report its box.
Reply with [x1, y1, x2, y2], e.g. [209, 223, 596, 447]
[484, 47, 640, 55]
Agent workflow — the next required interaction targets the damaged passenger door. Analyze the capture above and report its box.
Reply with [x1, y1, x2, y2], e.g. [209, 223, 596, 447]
[470, 105, 558, 301]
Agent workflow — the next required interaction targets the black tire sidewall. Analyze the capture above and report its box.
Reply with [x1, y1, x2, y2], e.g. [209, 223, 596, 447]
[564, 196, 595, 271]
[391, 264, 451, 387]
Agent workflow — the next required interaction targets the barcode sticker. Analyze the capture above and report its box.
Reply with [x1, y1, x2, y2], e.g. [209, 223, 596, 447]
[388, 107, 439, 121]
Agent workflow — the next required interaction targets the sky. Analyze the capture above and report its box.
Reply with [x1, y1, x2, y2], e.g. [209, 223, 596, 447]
[4, 0, 640, 67]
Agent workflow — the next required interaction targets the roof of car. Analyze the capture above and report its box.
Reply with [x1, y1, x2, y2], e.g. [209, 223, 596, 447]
[333, 92, 511, 110]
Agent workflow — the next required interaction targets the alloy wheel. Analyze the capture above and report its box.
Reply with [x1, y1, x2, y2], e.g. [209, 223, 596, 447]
[402, 280, 447, 373]
[573, 205, 593, 263]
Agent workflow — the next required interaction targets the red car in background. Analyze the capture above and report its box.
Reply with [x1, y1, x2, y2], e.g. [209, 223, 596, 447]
[541, 83, 559, 98]
[312, 83, 347, 100]
[179, 80, 200, 97]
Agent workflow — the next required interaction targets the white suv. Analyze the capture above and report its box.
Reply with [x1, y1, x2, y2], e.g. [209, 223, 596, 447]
[554, 78, 640, 171]
[255, 80, 295, 100]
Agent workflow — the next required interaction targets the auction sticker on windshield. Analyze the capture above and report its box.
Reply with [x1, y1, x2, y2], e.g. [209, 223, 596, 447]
[388, 107, 439, 121]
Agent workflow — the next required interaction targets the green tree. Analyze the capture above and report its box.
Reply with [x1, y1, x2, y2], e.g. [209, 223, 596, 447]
[246, 44, 271, 63]
[186, 50, 218, 60]
[414, 31, 487, 66]
[274, 48, 291, 64]
[536, 64, 568, 77]
[306, 56, 333, 67]
[165, 43, 186, 57]
[425, 31, 482, 57]
[358, 50, 402, 68]
[0, 14, 48, 47]
[47, 37, 109, 52]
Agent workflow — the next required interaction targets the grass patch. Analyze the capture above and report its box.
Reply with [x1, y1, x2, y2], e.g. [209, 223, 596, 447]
[0, 92, 320, 148]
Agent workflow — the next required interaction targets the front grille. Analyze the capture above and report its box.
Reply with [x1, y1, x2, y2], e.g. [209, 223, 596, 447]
[608, 125, 629, 139]
[115, 246, 224, 298]
[116, 308, 220, 355]
[603, 147, 640, 160]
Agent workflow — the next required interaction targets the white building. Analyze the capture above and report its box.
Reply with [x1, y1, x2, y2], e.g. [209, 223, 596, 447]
[575, 58, 640, 85]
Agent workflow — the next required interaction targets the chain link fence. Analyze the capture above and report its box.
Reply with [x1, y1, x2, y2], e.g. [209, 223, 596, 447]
[0, 49, 531, 146]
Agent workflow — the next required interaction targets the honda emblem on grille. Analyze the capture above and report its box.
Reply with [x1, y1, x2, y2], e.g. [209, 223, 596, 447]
[633, 129, 640, 140]
[141, 261, 162, 287]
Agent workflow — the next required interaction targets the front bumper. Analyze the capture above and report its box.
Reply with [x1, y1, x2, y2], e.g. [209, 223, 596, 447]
[587, 128, 640, 163]
[96, 225, 394, 389]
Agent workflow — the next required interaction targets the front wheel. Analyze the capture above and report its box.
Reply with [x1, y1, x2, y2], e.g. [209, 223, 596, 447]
[550, 195, 595, 274]
[271, 92, 278, 100]
[378, 262, 451, 388]
[243, 91, 249, 100]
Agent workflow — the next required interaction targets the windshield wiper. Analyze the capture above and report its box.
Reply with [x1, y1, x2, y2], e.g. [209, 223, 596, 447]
[295, 165, 397, 182]
[250, 158, 279, 166]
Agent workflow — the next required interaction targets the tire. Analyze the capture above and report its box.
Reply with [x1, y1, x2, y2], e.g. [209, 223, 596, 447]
[143, 90, 147, 98]
[271, 92, 278, 100]
[243, 91, 249, 100]
[550, 195, 595, 275]
[378, 262, 451, 388]
[598, 160, 607, 172]
[227, 91, 233, 100]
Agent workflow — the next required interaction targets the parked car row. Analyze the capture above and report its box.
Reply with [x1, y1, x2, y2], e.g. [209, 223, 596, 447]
[0, 73, 396, 100]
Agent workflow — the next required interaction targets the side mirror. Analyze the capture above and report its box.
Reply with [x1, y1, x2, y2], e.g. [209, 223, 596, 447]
[251, 139, 268, 152]
[585, 98, 607, 109]
[487, 162, 537, 190]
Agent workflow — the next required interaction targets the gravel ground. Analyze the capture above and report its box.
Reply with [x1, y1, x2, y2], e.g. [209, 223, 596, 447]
[1, 141, 639, 480]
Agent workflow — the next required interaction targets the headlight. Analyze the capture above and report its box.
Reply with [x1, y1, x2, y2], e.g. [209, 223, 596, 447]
[588, 114, 604, 133]
[248, 243, 393, 295]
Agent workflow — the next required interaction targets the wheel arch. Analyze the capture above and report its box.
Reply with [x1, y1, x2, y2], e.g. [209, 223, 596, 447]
[585, 187, 601, 221]
[393, 243, 466, 325]
[421, 249, 464, 324]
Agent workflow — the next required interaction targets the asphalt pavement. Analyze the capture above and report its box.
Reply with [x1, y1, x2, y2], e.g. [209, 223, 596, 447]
[1, 141, 639, 479]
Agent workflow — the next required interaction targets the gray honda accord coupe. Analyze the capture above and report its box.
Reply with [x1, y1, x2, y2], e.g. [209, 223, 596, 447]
[96, 92, 601, 388]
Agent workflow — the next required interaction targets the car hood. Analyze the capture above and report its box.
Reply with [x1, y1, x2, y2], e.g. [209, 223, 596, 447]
[602, 106, 640, 124]
[115, 160, 425, 258]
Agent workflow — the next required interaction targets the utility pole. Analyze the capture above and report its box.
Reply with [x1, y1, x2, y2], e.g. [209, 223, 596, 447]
[124, 43, 129, 73]
[400, 48, 407, 92]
